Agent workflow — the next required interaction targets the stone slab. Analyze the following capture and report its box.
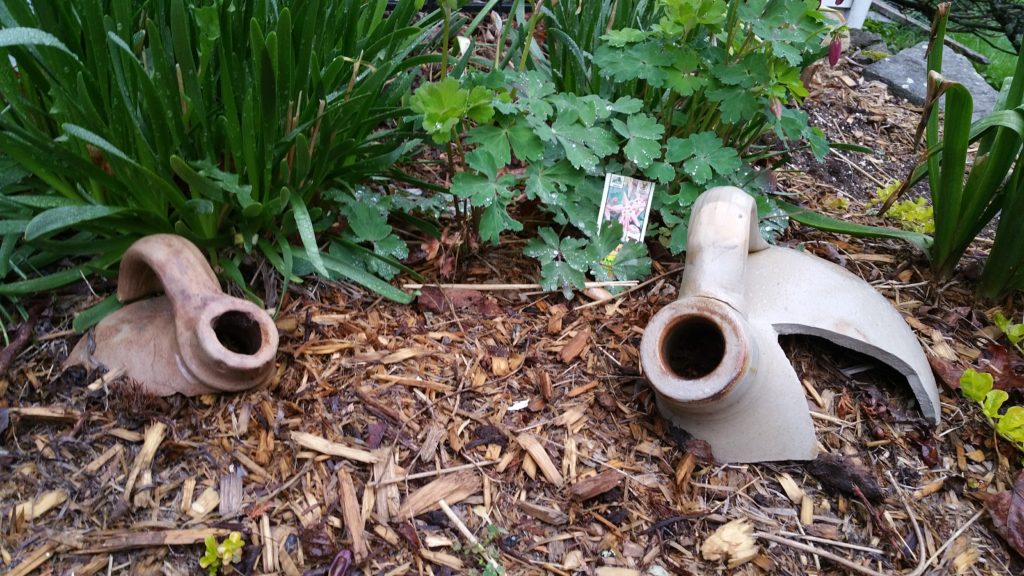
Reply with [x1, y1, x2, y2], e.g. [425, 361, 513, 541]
[863, 41, 998, 121]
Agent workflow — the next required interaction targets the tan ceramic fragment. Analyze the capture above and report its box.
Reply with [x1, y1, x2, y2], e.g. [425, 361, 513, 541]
[640, 187, 939, 463]
[65, 234, 278, 396]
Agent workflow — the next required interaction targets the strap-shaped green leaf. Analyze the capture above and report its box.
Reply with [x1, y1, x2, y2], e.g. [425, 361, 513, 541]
[25, 205, 127, 241]
[288, 192, 328, 277]
[0, 27, 78, 59]
[779, 201, 932, 254]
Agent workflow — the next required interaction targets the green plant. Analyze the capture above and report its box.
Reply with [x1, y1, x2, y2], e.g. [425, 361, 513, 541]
[410, 69, 668, 294]
[451, 523, 505, 576]
[538, 0, 662, 97]
[0, 0, 450, 307]
[410, 0, 840, 294]
[994, 311, 1024, 355]
[862, 19, 925, 52]
[870, 181, 934, 233]
[586, 0, 832, 158]
[200, 531, 245, 576]
[879, 4, 1024, 298]
[960, 368, 1024, 454]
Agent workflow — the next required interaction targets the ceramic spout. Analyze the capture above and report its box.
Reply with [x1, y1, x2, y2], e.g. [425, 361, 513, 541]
[66, 234, 279, 396]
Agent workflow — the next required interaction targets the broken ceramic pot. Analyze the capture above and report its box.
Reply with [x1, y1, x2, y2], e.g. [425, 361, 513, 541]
[66, 234, 279, 396]
[640, 186, 939, 463]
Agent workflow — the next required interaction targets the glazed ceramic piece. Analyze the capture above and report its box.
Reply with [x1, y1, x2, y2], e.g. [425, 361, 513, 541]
[640, 186, 939, 463]
[66, 234, 279, 396]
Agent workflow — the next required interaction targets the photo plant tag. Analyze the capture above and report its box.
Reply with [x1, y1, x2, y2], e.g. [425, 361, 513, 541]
[597, 174, 656, 268]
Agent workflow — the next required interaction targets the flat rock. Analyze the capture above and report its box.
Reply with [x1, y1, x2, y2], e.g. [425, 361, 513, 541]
[864, 41, 998, 121]
[849, 29, 883, 50]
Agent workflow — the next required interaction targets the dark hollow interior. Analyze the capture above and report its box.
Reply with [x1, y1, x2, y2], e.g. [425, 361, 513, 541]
[662, 316, 726, 379]
[213, 311, 263, 355]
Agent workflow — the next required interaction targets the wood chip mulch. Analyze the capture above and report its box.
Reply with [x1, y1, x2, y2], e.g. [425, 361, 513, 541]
[3, 59, 1024, 576]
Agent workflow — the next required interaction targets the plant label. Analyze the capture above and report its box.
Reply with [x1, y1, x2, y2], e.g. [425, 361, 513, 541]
[598, 173, 656, 243]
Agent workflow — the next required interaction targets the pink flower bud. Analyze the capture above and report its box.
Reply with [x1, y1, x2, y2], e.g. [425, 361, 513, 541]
[769, 97, 782, 119]
[828, 36, 842, 67]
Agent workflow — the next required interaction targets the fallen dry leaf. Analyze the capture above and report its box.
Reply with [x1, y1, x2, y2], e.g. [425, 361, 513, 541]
[417, 287, 502, 316]
[929, 344, 1024, 393]
[986, 469, 1024, 557]
[701, 519, 758, 568]
[928, 354, 964, 391]
[806, 453, 884, 502]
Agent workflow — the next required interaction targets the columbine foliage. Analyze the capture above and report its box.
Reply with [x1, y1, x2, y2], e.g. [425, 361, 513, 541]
[412, 69, 664, 293]
[0, 0, 448, 305]
[586, 0, 831, 157]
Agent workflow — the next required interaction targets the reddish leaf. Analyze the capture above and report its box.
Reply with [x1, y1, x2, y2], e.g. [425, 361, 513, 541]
[928, 354, 964, 390]
[417, 287, 502, 316]
[986, 470, 1024, 557]
[983, 343, 1024, 390]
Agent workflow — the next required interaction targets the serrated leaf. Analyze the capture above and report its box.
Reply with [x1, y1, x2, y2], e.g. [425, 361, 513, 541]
[644, 162, 675, 184]
[706, 87, 760, 123]
[369, 234, 409, 280]
[524, 227, 561, 260]
[347, 202, 391, 242]
[465, 148, 501, 180]
[409, 78, 467, 144]
[466, 85, 495, 124]
[665, 132, 741, 184]
[524, 160, 583, 207]
[507, 121, 543, 162]
[600, 28, 649, 47]
[538, 115, 618, 172]
[612, 114, 664, 169]
[594, 41, 675, 85]
[479, 202, 522, 244]
[608, 97, 643, 115]
[539, 259, 586, 299]
[593, 240, 651, 281]
[466, 125, 512, 166]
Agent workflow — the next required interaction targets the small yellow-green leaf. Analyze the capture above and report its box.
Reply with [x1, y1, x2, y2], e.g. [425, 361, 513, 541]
[960, 368, 993, 403]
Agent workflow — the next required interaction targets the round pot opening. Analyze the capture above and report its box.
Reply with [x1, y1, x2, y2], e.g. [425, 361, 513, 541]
[662, 315, 726, 380]
[213, 310, 263, 356]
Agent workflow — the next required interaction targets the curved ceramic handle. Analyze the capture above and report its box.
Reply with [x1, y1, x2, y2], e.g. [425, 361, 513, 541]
[118, 235, 221, 303]
[678, 186, 768, 311]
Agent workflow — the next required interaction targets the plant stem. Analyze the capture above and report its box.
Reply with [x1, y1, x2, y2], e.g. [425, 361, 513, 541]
[518, 0, 545, 72]
[441, 0, 452, 79]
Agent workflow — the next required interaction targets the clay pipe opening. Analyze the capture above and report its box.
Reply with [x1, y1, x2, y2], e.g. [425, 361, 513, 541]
[661, 315, 726, 380]
[212, 310, 264, 356]
[641, 298, 757, 410]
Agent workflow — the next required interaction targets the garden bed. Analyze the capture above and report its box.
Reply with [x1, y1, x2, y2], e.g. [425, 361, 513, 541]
[2, 57, 1024, 576]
